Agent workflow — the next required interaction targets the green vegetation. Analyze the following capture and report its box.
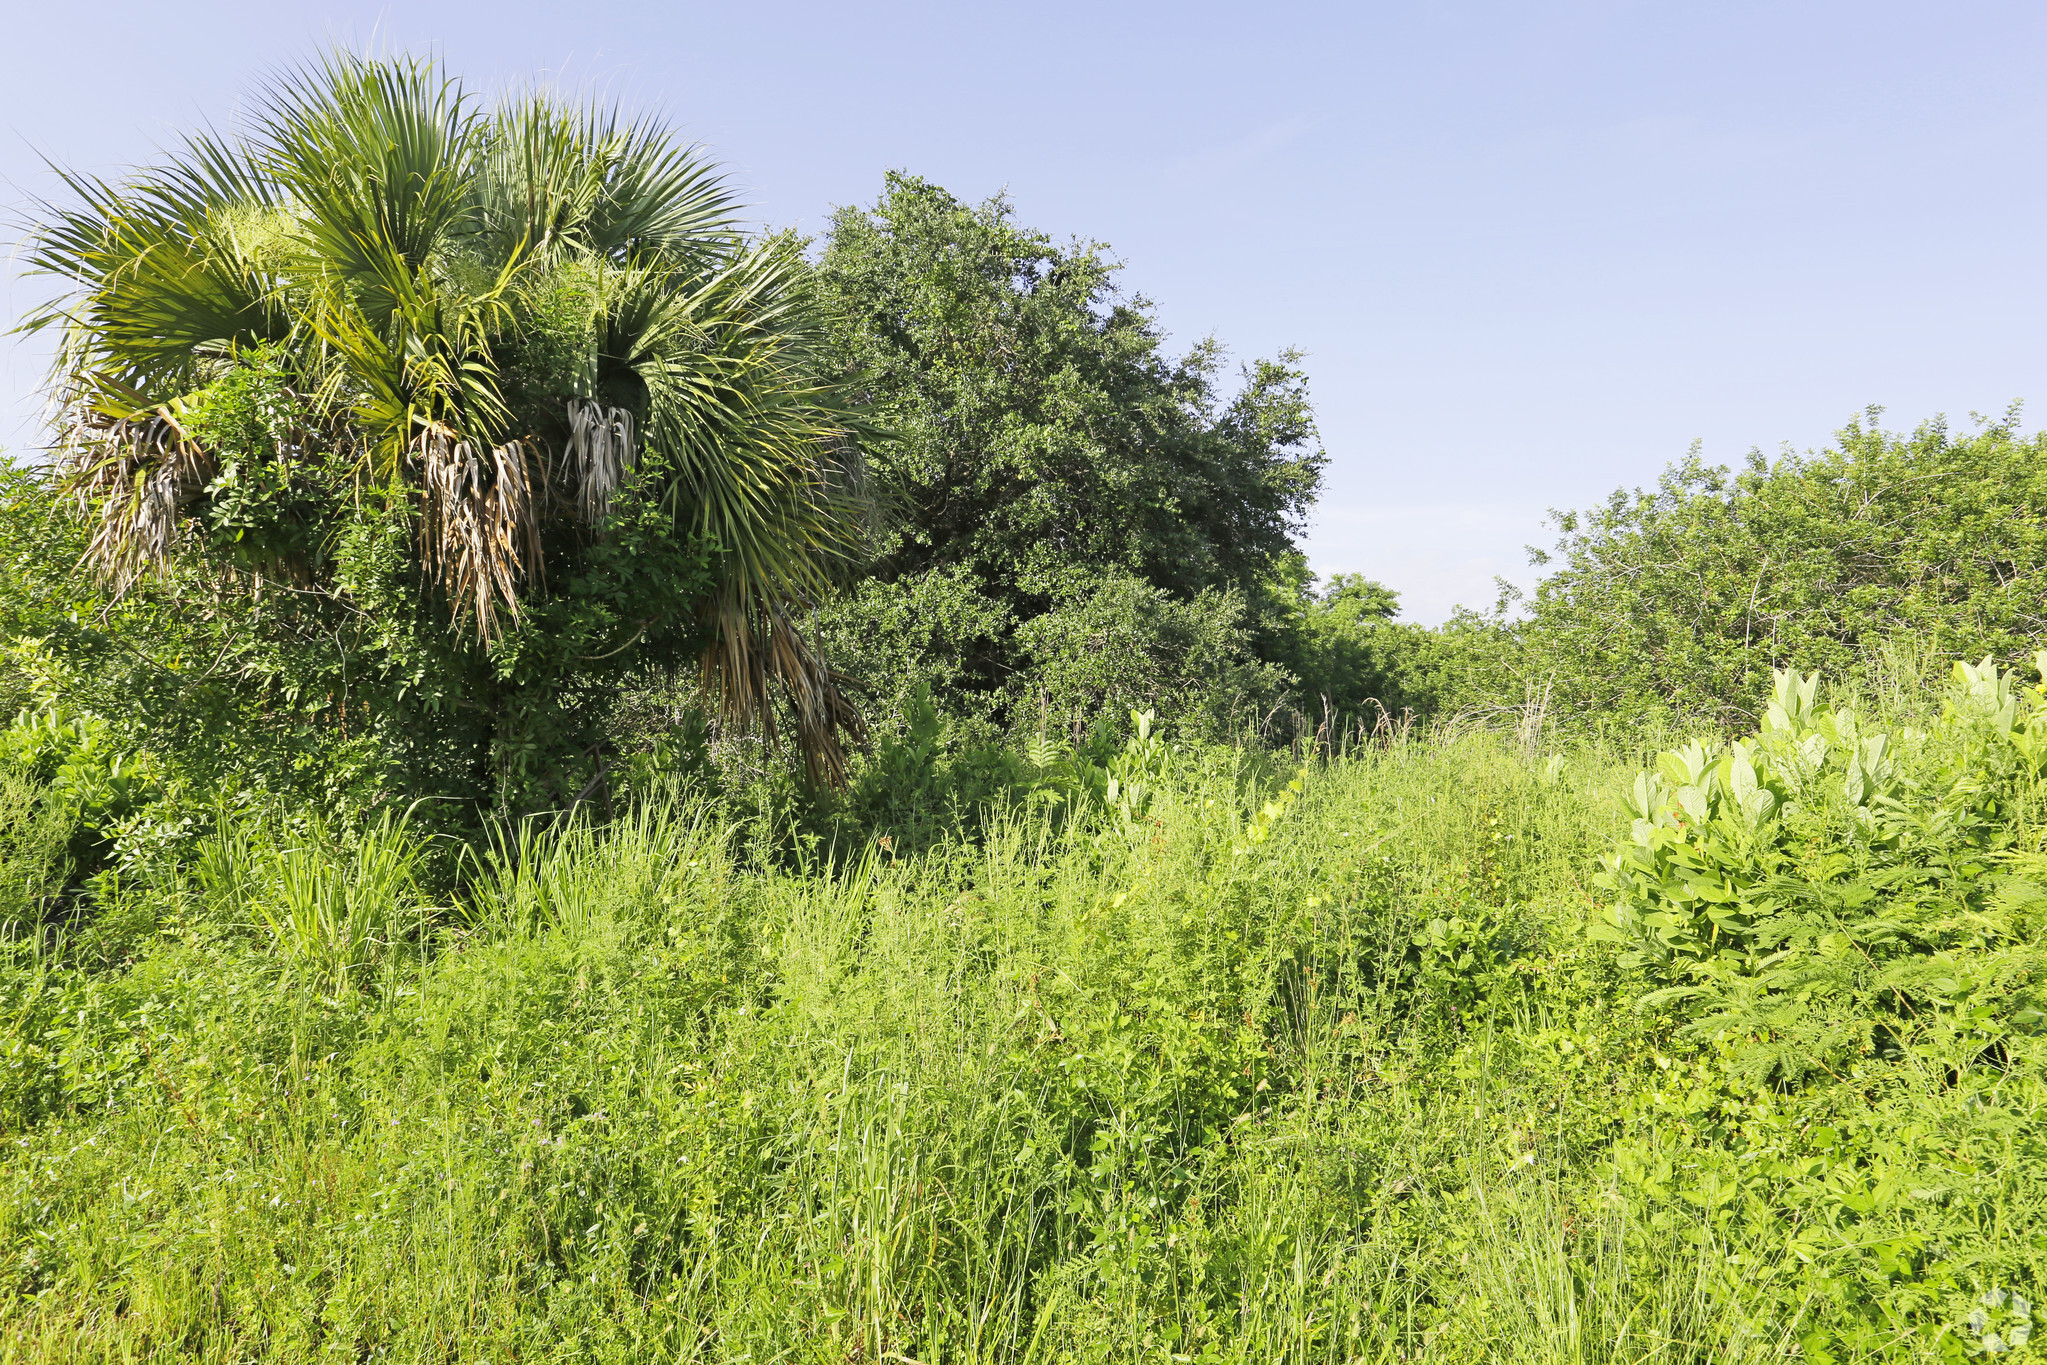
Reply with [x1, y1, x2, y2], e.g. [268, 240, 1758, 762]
[5, 669, 2046, 1361]
[807, 174, 1319, 743]
[18, 53, 863, 816]
[1484, 409, 2047, 731]
[8, 48, 2047, 1365]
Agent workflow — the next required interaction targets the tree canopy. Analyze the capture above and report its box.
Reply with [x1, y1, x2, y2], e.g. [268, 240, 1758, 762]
[807, 174, 1326, 732]
[814, 174, 1323, 602]
[17, 54, 868, 807]
[1498, 409, 2047, 725]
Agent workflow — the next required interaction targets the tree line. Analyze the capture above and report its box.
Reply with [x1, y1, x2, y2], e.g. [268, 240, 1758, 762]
[9, 51, 2047, 852]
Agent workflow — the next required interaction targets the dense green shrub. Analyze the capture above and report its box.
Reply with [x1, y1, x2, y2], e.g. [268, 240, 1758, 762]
[1257, 562, 1475, 732]
[812, 566, 1292, 754]
[1505, 410, 2047, 728]
[0, 767, 69, 929]
[0, 421, 720, 834]
[1598, 660, 2047, 1084]
[1008, 576, 1290, 741]
[805, 565, 1016, 739]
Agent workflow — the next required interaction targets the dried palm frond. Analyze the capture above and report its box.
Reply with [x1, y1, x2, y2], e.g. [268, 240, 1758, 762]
[59, 408, 216, 592]
[700, 592, 865, 787]
[565, 399, 635, 523]
[415, 427, 542, 639]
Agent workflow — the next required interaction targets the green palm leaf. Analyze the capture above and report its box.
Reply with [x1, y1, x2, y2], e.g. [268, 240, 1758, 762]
[17, 50, 870, 782]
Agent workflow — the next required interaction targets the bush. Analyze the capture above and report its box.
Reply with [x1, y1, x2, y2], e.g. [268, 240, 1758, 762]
[1011, 576, 1290, 743]
[1505, 410, 2047, 729]
[1260, 564, 1510, 735]
[805, 565, 1016, 744]
[1598, 660, 2047, 1084]
[810, 567, 1292, 748]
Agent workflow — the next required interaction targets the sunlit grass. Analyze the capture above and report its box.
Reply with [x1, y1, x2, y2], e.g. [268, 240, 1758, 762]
[0, 727, 2034, 1361]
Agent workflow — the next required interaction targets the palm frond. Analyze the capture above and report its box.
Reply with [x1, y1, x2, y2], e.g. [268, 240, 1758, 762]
[599, 238, 871, 778]
[565, 399, 635, 522]
[583, 112, 735, 265]
[470, 93, 736, 272]
[702, 593, 865, 787]
[469, 96, 608, 269]
[416, 426, 541, 638]
[258, 51, 481, 323]
[624, 244, 866, 594]
[59, 408, 213, 590]
[18, 148, 290, 405]
[18, 51, 875, 779]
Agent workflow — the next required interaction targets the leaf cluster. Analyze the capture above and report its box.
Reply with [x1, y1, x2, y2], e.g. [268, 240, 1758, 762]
[1597, 662, 2047, 1083]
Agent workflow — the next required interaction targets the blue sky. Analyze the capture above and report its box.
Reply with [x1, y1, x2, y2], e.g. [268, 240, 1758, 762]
[4, 1, 2044, 623]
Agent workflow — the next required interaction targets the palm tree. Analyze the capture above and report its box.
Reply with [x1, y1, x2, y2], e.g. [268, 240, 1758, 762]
[20, 52, 865, 784]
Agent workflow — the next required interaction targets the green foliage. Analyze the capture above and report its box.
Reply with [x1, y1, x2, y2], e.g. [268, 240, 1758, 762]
[831, 682, 1020, 850]
[0, 767, 69, 928]
[802, 174, 1324, 738]
[1012, 575, 1291, 742]
[824, 692, 1197, 857]
[18, 52, 860, 807]
[0, 437, 715, 830]
[0, 709, 161, 863]
[814, 566, 1293, 755]
[816, 173, 1323, 606]
[805, 564, 1015, 740]
[1258, 558, 1455, 729]
[1597, 662, 2047, 1084]
[180, 348, 348, 582]
[0, 730, 1589, 1360]
[195, 811, 431, 995]
[1507, 410, 2047, 728]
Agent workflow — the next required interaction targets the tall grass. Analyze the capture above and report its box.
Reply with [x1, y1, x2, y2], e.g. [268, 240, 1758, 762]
[194, 810, 427, 995]
[0, 726, 2036, 1361]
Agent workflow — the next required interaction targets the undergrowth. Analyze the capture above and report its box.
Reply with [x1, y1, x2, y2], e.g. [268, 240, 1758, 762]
[0, 669, 2043, 1361]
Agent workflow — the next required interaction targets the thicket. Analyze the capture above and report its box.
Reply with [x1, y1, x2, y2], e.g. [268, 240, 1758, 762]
[1472, 409, 2047, 731]
[2, 664, 2046, 1361]
[9, 46, 2047, 1365]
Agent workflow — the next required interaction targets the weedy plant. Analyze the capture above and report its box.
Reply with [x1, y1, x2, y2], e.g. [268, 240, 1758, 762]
[2, 681, 2045, 1362]
[0, 766, 69, 934]
[1597, 660, 2047, 1084]
[197, 809, 429, 994]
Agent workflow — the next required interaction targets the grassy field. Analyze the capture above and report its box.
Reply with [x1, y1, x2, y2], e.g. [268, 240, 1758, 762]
[2, 687, 2044, 1362]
